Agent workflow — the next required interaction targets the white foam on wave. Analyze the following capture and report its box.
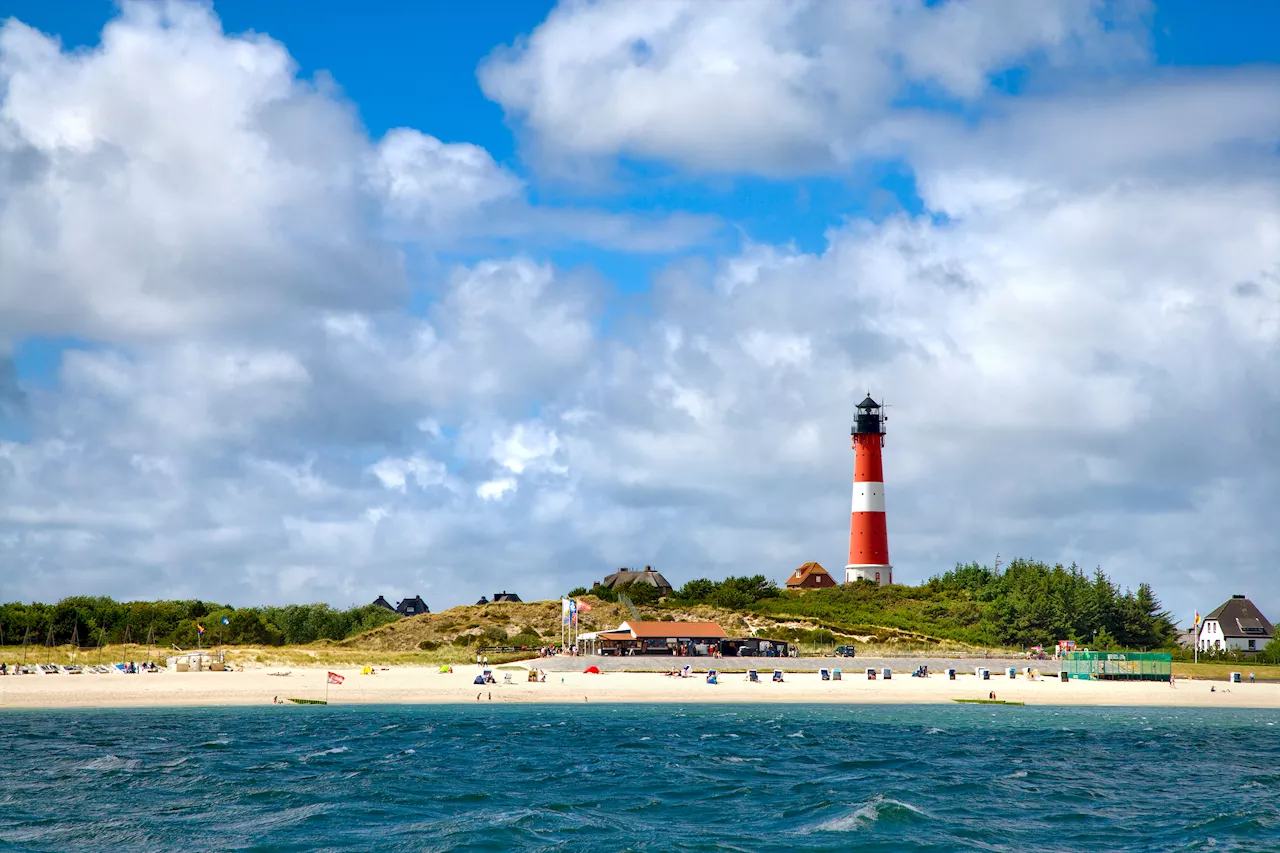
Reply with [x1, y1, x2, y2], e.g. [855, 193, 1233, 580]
[78, 755, 140, 772]
[301, 745, 350, 761]
[925, 727, 944, 735]
[808, 794, 930, 832]
[1008, 770, 1028, 779]
[787, 731, 805, 738]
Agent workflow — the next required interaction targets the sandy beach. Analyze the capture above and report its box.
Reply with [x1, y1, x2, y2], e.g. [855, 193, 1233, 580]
[2, 664, 1277, 709]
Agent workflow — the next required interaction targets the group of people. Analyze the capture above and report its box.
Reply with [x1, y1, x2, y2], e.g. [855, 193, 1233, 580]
[0, 660, 160, 675]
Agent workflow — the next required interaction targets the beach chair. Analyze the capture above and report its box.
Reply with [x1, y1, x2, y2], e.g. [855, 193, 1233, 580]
[882, 667, 892, 680]
[820, 668, 830, 681]
[747, 669, 759, 682]
[503, 672, 513, 684]
[866, 667, 876, 680]
[681, 665, 691, 678]
[833, 669, 842, 680]
[706, 669, 718, 685]
[772, 670, 784, 683]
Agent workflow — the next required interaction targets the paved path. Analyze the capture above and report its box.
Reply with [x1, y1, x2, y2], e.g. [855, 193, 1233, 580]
[520, 655, 1060, 675]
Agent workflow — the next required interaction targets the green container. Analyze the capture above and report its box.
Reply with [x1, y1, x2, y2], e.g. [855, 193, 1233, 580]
[1060, 651, 1171, 682]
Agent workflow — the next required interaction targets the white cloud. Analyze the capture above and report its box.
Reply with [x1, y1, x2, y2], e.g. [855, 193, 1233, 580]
[480, 0, 1146, 174]
[477, 478, 517, 501]
[0, 2, 404, 344]
[4, 0, 1280, 628]
[371, 127, 524, 225]
[368, 455, 448, 493]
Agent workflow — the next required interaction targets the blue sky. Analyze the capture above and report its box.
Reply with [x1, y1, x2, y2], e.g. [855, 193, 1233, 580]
[2, 0, 1280, 624]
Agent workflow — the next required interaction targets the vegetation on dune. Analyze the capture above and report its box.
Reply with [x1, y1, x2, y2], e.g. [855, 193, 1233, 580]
[743, 559, 1176, 650]
[573, 559, 1178, 651]
[1, 558, 1182, 658]
[0, 598, 401, 649]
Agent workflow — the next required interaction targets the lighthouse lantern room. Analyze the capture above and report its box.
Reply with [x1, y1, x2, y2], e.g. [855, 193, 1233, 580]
[845, 394, 892, 586]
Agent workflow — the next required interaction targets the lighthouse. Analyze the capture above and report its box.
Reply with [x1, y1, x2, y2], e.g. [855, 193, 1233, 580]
[845, 394, 892, 586]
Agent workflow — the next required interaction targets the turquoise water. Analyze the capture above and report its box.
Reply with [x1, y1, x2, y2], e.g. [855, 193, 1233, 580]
[1, 704, 1278, 852]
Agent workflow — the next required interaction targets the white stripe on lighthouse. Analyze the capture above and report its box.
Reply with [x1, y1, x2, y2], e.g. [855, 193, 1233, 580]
[851, 482, 886, 513]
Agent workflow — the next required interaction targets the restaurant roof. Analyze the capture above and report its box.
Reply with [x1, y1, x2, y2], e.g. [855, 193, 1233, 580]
[617, 620, 727, 639]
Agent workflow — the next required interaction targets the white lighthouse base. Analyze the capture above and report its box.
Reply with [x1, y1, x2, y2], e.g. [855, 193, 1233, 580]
[846, 564, 893, 586]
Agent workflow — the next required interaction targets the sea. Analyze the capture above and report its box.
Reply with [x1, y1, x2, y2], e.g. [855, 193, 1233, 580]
[1, 704, 1277, 852]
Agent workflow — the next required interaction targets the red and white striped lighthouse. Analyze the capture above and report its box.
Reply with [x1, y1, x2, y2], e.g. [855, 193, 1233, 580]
[846, 394, 892, 586]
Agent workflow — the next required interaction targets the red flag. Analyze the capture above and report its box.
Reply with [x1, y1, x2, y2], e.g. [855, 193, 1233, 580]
[577, 599, 592, 612]
[327, 671, 344, 685]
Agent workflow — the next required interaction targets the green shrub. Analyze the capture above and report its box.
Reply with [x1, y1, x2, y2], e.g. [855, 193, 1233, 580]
[509, 632, 542, 648]
[418, 639, 440, 651]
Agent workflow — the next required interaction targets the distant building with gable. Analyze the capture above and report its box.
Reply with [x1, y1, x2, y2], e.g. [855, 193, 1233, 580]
[785, 562, 836, 589]
[596, 566, 673, 597]
[1198, 595, 1273, 653]
[396, 596, 429, 617]
[491, 591, 522, 603]
[371, 595, 430, 617]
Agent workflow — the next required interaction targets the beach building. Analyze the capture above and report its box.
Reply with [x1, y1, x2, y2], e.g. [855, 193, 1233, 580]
[785, 562, 836, 589]
[491, 591, 522, 603]
[719, 637, 792, 657]
[1198, 595, 1273, 653]
[578, 621, 726, 656]
[372, 596, 395, 612]
[596, 566, 673, 597]
[395, 596, 429, 616]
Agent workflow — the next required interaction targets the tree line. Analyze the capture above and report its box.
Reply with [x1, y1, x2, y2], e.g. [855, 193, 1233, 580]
[571, 559, 1179, 650]
[0, 597, 402, 649]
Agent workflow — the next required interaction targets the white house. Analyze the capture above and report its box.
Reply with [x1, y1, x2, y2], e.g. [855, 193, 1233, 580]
[1198, 595, 1274, 653]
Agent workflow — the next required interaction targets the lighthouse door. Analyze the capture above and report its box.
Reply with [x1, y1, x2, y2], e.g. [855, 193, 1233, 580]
[875, 572, 881, 584]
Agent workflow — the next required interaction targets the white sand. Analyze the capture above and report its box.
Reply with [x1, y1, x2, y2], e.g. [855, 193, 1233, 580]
[2, 666, 1276, 709]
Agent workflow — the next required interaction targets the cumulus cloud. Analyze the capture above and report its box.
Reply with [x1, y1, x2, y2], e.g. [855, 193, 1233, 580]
[480, 0, 1147, 174]
[3, 0, 1280, 626]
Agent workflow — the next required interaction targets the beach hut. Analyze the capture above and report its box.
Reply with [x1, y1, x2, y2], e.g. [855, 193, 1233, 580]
[833, 669, 842, 681]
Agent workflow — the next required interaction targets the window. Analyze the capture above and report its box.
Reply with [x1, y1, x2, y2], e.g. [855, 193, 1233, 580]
[1249, 640, 1256, 650]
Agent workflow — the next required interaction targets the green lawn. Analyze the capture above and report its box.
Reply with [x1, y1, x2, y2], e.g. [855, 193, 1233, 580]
[1172, 661, 1280, 681]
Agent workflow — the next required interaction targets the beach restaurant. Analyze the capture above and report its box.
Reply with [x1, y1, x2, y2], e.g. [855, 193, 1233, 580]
[578, 621, 727, 656]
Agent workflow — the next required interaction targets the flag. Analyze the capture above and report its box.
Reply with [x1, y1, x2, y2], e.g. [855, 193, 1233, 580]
[577, 599, 593, 613]
[221, 616, 230, 626]
[569, 598, 578, 626]
[561, 598, 571, 626]
[1194, 611, 1201, 627]
[327, 672, 345, 685]
[196, 624, 205, 635]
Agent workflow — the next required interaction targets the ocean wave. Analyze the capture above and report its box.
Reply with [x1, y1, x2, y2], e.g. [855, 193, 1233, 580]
[77, 755, 141, 772]
[301, 745, 350, 761]
[807, 795, 930, 832]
